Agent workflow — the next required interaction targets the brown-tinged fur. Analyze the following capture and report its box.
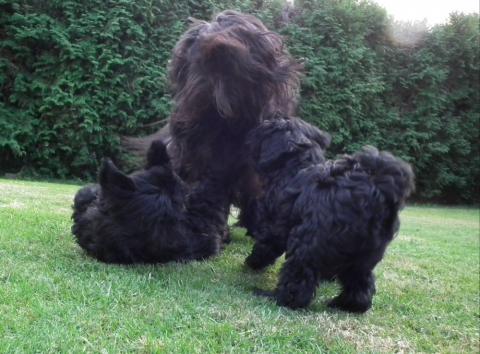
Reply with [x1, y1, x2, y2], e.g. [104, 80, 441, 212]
[125, 11, 301, 222]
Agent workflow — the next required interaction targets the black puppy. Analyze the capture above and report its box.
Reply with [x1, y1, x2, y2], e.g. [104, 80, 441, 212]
[245, 118, 414, 312]
[71, 141, 229, 264]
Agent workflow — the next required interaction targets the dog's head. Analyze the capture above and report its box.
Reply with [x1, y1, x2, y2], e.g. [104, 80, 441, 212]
[169, 10, 301, 127]
[247, 117, 330, 173]
[98, 141, 186, 219]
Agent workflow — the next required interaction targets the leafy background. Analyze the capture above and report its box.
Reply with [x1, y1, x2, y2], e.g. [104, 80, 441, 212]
[0, 0, 478, 203]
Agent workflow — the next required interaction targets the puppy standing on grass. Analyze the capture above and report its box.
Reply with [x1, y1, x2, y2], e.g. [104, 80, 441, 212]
[245, 118, 414, 312]
[71, 141, 229, 264]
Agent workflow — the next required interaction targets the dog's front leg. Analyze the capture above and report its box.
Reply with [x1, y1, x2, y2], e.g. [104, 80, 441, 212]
[273, 254, 319, 309]
[245, 239, 284, 271]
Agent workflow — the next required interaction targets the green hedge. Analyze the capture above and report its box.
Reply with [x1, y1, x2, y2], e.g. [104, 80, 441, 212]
[0, 0, 478, 203]
[283, 1, 479, 203]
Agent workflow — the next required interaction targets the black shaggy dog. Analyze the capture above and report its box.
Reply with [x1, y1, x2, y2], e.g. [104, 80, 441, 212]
[71, 141, 229, 264]
[127, 10, 301, 226]
[245, 118, 415, 312]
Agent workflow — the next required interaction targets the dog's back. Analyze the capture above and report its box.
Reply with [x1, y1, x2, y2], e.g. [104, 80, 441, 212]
[351, 147, 415, 207]
[286, 146, 414, 270]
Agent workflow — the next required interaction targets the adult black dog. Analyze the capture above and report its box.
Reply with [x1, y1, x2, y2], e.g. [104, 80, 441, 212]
[126, 10, 301, 227]
[71, 141, 229, 264]
[244, 118, 415, 312]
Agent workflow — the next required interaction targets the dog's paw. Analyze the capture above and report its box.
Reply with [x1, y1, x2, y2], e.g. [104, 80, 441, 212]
[245, 255, 268, 271]
[275, 290, 312, 310]
[327, 295, 371, 313]
[221, 228, 231, 244]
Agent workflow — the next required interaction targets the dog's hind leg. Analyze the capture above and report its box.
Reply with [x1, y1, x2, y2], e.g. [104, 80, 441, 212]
[245, 241, 283, 270]
[328, 269, 376, 313]
[256, 225, 322, 309]
[245, 233, 285, 271]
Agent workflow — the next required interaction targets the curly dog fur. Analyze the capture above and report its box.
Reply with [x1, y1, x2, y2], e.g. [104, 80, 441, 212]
[244, 117, 415, 312]
[71, 141, 229, 264]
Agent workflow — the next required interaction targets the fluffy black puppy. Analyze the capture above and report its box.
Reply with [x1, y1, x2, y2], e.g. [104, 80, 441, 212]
[245, 118, 415, 312]
[71, 141, 229, 264]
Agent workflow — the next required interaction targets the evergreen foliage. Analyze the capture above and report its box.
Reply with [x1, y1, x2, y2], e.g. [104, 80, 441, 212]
[0, 0, 478, 202]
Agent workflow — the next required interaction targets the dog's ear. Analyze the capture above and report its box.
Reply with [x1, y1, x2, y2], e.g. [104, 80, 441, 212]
[99, 159, 135, 194]
[146, 140, 170, 168]
[255, 124, 312, 171]
[293, 119, 331, 149]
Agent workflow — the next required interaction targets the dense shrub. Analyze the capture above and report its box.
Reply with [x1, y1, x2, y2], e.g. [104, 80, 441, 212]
[284, 1, 479, 203]
[0, 0, 478, 203]
[0, 0, 278, 178]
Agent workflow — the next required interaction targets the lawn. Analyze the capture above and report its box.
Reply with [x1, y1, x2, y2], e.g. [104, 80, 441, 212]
[0, 178, 478, 353]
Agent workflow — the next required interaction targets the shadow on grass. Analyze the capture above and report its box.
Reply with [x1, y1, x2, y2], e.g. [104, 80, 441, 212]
[62, 224, 349, 316]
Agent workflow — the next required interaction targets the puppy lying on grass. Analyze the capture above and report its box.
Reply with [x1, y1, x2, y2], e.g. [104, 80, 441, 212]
[245, 118, 414, 312]
[72, 141, 229, 264]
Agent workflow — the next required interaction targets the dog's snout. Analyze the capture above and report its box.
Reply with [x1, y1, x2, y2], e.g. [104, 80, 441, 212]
[199, 32, 247, 60]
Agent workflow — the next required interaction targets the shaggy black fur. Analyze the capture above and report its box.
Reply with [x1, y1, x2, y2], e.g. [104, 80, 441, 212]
[71, 141, 229, 264]
[244, 118, 415, 312]
[125, 10, 301, 226]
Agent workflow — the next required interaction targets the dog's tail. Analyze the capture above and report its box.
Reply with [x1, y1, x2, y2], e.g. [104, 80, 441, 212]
[353, 146, 415, 206]
[122, 124, 171, 162]
[146, 139, 171, 168]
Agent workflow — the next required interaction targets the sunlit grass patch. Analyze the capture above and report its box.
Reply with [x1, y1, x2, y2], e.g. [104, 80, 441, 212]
[0, 179, 478, 353]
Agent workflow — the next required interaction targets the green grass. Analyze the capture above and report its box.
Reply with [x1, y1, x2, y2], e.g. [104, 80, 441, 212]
[0, 178, 478, 353]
